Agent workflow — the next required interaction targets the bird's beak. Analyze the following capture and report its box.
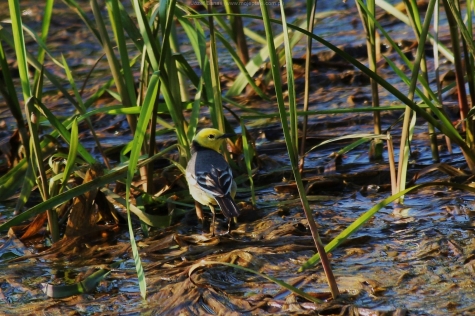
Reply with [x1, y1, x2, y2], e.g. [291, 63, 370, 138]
[218, 133, 235, 139]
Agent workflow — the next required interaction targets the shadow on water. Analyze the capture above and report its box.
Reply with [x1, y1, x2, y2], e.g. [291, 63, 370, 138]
[1, 0, 475, 315]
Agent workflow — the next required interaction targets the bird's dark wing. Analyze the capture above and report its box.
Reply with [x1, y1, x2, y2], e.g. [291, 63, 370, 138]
[186, 149, 240, 218]
[214, 195, 240, 218]
[190, 149, 234, 198]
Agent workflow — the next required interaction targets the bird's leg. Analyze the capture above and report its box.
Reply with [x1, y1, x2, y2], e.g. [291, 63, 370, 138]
[195, 202, 207, 233]
[218, 218, 233, 236]
[210, 205, 216, 237]
[226, 217, 232, 235]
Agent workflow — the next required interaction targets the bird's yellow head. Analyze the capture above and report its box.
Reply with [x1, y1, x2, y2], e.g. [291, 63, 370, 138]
[193, 128, 232, 152]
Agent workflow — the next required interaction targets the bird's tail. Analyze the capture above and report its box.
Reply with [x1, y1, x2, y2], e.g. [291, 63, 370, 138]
[215, 195, 240, 218]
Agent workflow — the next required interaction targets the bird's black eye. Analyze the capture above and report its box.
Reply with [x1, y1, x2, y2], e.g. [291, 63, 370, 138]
[208, 134, 215, 139]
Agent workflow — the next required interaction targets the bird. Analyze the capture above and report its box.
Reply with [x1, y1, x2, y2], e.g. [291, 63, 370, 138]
[185, 128, 240, 235]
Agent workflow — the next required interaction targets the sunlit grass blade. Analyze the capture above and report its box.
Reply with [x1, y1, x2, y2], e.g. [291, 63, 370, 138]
[357, 0, 461, 154]
[158, 4, 190, 104]
[26, 95, 60, 241]
[280, 4, 298, 155]
[225, 2, 250, 73]
[403, 0, 439, 163]
[34, 100, 95, 164]
[388, 0, 442, 194]
[0, 38, 29, 155]
[206, 2, 225, 131]
[176, 10, 212, 136]
[33, 0, 53, 85]
[132, 0, 159, 70]
[356, 0, 445, 105]
[299, 0, 317, 171]
[165, 54, 185, 128]
[178, 3, 269, 99]
[25, 98, 48, 201]
[442, 0, 475, 159]
[175, 9, 208, 65]
[188, 77, 204, 142]
[91, 0, 136, 136]
[128, 210, 146, 298]
[18, 24, 62, 70]
[113, 1, 143, 50]
[375, 0, 453, 62]
[396, 107, 416, 201]
[100, 187, 172, 227]
[305, 133, 386, 156]
[14, 161, 35, 213]
[61, 54, 85, 107]
[125, 71, 161, 299]
[60, 118, 79, 194]
[61, 0, 101, 41]
[216, 30, 270, 100]
[8, 0, 31, 101]
[259, 1, 339, 298]
[106, 0, 137, 106]
[376, 0, 408, 21]
[172, 53, 201, 89]
[225, 33, 285, 97]
[356, 0, 384, 161]
[133, 0, 189, 159]
[42, 261, 122, 298]
[61, 54, 111, 168]
[444, 0, 475, 56]
[240, 121, 255, 205]
[462, 0, 475, 128]
[48, 161, 62, 196]
[432, 0, 452, 153]
[170, 25, 191, 103]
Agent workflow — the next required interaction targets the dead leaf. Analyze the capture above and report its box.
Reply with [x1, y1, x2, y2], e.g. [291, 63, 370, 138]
[65, 163, 106, 238]
[19, 212, 48, 240]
